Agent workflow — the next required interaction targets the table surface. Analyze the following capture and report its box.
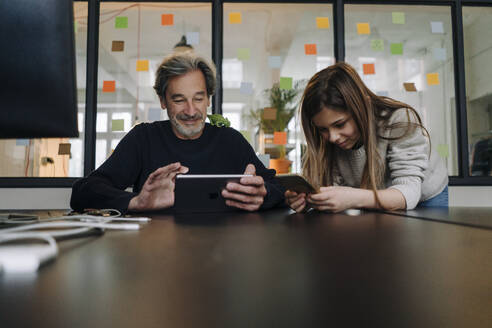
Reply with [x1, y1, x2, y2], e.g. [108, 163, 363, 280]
[1, 208, 491, 328]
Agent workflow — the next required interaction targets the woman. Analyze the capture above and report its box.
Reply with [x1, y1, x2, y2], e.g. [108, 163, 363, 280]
[286, 62, 448, 212]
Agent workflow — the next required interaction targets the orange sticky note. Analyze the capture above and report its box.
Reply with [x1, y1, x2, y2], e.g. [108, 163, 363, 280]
[403, 82, 417, 92]
[229, 12, 242, 24]
[316, 17, 330, 29]
[273, 131, 287, 145]
[363, 63, 375, 75]
[304, 44, 317, 55]
[111, 40, 124, 52]
[161, 14, 174, 26]
[427, 73, 440, 86]
[102, 81, 115, 93]
[262, 107, 277, 120]
[58, 143, 71, 155]
[357, 23, 370, 35]
[136, 59, 149, 72]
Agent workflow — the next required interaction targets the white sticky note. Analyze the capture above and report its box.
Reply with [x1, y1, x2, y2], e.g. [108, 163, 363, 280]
[433, 48, 447, 61]
[240, 82, 254, 95]
[16, 139, 29, 146]
[148, 108, 161, 121]
[431, 21, 444, 34]
[268, 56, 282, 69]
[186, 32, 199, 45]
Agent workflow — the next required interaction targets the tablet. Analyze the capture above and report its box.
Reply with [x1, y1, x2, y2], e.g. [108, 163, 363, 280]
[274, 174, 318, 194]
[174, 174, 252, 213]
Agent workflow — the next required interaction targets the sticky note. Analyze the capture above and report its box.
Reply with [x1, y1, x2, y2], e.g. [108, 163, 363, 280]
[229, 12, 242, 24]
[390, 43, 403, 55]
[392, 12, 405, 24]
[437, 144, 449, 158]
[376, 91, 389, 97]
[136, 60, 149, 72]
[257, 154, 270, 168]
[74, 21, 78, 33]
[16, 139, 29, 146]
[427, 73, 440, 85]
[148, 108, 161, 121]
[433, 48, 447, 61]
[240, 130, 253, 144]
[58, 143, 71, 155]
[371, 39, 384, 51]
[403, 82, 417, 92]
[102, 81, 116, 93]
[363, 63, 375, 75]
[279, 77, 293, 90]
[431, 21, 444, 34]
[263, 107, 277, 120]
[115, 16, 128, 29]
[316, 17, 330, 29]
[186, 32, 199, 45]
[268, 56, 282, 68]
[273, 131, 287, 145]
[161, 14, 174, 26]
[240, 82, 254, 95]
[112, 40, 124, 52]
[112, 119, 125, 132]
[237, 48, 250, 60]
[357, 23, 370, 35]
[304, 44, 317, 55]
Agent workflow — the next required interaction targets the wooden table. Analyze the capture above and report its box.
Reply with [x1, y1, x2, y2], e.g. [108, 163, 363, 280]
[1, 208, 491, 327]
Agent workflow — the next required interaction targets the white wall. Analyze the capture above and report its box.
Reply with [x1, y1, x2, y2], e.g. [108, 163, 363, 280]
[0, 187, 490, 210]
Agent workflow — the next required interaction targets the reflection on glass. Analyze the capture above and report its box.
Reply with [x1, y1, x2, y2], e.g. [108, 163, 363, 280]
[345, 5, 457, 175]
[463, 7, 492, 177]
[223, 3, 334, 173]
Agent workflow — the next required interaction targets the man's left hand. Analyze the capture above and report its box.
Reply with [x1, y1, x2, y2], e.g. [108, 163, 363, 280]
[222, 164, 267, 211]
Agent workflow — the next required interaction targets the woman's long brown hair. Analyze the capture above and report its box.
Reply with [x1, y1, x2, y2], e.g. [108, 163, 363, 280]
[300, 62, 429, 209]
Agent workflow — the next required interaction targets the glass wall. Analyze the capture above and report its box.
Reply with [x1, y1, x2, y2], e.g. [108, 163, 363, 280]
[223, 3, 334, 172]
[463, 6, 492, 177]
[345, 4, 458, 175]
[0, 2, 87, 177]
[96, 2, 211, 168]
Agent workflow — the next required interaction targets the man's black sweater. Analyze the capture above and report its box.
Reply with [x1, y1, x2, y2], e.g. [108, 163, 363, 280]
[70, 121, 285, 213]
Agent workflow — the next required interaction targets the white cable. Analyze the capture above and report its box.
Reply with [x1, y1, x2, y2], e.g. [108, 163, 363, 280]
[0, 221, 141, 235]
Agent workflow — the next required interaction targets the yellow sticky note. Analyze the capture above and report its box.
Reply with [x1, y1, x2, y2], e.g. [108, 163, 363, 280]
[136, 59, 149, 72]
[229, 12, 242, 24]
[357, 23, 370, 35]
[112, 119, 125, 132]
[316, 17, 330, 29]
[427, 73, 440, 86]
[437, 144, 449, 158]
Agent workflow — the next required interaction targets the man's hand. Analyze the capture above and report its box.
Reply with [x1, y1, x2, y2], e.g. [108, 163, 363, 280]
[222, 164, 267, 211]
[307, 186, 356, 212]
[285, 190, 308, 213]
[128, 162, 189, 211]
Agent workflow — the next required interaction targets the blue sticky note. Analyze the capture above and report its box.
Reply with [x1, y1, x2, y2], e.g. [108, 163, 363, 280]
[148, 108, 161, 121]
[431, 21, 444, 34]
[433, 48, 447, 61]
[16, 139, 29, 146]
[240, 82, 254, 95]
[186, 32, 199, 45]
[376, 91, 389, 97]
[268, 56, 282, 69]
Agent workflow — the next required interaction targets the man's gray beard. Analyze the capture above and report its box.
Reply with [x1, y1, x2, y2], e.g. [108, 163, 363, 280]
[170, 116, 205, 138]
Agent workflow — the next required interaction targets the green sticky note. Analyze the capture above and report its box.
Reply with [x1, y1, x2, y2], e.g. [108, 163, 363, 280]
[392, 12, 405, 24]
[112, 119, 125, 132]
[371, 39, 384, 52]
[237, 48, 250, 60]
[240, 130, 253, 145]
[390, 43, 403, 55]
[437, 144, 449, 158]
[279, 77, 293, 90]
[115, 16, 128, 29]
[74, 21, 78, 33]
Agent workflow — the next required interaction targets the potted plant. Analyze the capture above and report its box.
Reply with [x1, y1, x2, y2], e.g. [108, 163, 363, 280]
[250, 80, 304, 173]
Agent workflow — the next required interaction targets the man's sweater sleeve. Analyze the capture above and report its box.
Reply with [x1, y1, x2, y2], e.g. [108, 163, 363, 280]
[70, 125, 143, 213]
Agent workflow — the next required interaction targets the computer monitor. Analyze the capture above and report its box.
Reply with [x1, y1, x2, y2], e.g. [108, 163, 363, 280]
[0, 0, 78, 138]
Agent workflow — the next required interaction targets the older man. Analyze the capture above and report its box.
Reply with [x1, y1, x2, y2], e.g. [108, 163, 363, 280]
[70, 52, 284, 213]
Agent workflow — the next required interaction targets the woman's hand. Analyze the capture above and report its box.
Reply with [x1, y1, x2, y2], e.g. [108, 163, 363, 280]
[285, 190, 308, 212]
[307, 186, 356, 213]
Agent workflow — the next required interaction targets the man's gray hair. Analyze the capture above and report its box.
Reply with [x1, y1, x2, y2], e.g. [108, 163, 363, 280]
[153, 52, 216, 99]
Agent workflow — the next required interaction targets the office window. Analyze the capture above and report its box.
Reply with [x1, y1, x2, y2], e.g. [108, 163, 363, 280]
[223, 3, 334, 172]
[345, 5, 458, 175]
[463, 6, 492, 177]
[97, 2, 211, 167]
[0, 2, 87, 178]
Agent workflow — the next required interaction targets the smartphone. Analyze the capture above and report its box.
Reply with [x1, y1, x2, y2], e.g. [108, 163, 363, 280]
[275, 174, 318, 194]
